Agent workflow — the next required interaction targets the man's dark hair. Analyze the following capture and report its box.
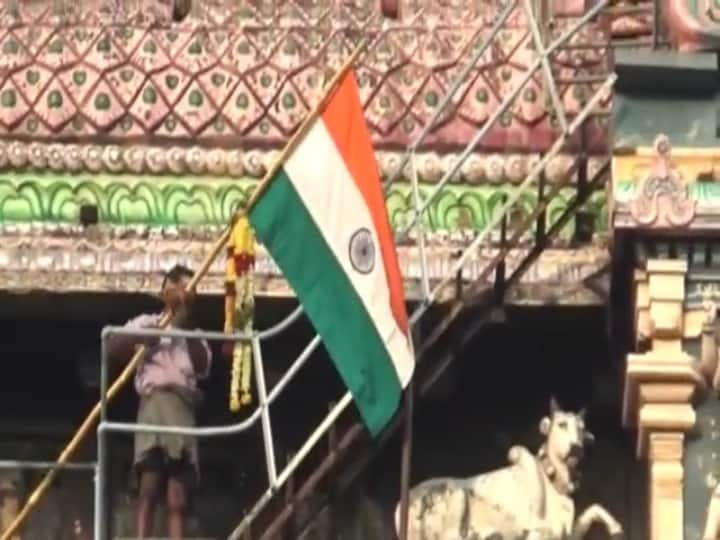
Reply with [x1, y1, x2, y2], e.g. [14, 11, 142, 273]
[161, 264, 194, 292]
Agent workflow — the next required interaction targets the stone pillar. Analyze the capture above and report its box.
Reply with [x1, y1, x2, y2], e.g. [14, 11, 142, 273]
[623, 259, 698, 540]
[649, 433, 685, 540]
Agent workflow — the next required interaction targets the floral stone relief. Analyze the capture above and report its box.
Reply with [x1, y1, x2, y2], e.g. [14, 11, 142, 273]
[0, 140, 599, 184]
[0, 0, 611, 152]
[0, 173, 608, 239]
[615, 181, 720, 208]
[611, 135, 720, 229]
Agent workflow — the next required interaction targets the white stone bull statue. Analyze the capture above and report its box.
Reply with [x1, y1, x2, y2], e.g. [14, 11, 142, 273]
[394, 398, 622, 540]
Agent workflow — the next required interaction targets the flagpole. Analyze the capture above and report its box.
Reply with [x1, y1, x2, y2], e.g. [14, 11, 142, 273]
[398, 380, 414, 540]
[398, 332, 417, 540]
[0, 38, 369, 540]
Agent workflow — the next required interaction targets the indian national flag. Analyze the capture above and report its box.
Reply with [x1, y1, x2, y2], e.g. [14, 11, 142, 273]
[249, 70, 414, 436]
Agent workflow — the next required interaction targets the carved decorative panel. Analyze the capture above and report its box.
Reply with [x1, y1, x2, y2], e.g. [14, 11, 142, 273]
[0, 1, 611, 152]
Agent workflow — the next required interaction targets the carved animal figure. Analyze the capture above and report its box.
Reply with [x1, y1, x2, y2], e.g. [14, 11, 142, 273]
[394, 398, 622, 540]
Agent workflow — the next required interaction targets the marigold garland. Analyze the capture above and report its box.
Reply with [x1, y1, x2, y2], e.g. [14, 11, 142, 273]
[224, 214, 256, 412]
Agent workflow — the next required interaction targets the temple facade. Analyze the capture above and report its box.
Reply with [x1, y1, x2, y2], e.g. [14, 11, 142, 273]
[1, 1, 719, 540]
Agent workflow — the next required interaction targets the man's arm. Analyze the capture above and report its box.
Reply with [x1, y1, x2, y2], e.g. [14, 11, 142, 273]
[188, 339, 212, 379]
[106, 315, 159, 368]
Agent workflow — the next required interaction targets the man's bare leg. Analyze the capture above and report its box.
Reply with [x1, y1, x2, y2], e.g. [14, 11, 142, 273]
[166, 475, 187, 540]
[137, 471, 162, 539]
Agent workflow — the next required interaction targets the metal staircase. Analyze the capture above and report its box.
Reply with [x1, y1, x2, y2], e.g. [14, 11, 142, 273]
[91, 1, 616, 538]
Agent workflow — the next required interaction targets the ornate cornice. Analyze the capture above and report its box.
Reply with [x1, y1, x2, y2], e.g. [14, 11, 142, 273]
[0, 172, 609, 238]
[0, 140, 603, 183]
[610, 135, 720, 230]
[0, 1, 610, 152]
[0, 1, 594, 25]
[0, 228, 609, 304]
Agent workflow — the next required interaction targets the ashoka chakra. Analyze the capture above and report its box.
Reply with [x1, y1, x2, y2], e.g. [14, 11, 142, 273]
[348, 228, 375, 275]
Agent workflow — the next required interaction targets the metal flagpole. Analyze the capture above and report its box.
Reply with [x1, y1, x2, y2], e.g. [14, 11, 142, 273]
[398, 329, 418, 540]
[398, 379, 415, 540]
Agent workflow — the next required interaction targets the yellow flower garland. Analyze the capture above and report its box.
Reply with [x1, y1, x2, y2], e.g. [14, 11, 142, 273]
[224, 215, 256, 412]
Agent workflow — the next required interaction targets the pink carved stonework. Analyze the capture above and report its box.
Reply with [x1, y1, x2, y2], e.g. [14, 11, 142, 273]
[629, 135, 697, 228]
[0, 1, 611, 154]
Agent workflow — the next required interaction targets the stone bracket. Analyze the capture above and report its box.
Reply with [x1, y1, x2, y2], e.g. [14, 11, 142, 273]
[624, 356, 697, 458]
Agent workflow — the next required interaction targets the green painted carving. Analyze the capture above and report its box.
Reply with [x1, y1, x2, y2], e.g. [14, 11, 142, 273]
[612, 180, 636, 203]
[0, 173, 607, 238]
[0, 175, 249, 227]
[615, 179, 720, 206]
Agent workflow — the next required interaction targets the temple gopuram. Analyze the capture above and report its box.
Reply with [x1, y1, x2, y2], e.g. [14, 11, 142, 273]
[0, 1, 717, 540]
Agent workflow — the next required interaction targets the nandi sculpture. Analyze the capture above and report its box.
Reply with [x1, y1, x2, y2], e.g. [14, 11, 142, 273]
[395, 398, 622, 540]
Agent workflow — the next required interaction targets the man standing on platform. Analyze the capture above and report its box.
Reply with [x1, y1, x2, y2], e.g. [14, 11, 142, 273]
[108, 264, 212, 539]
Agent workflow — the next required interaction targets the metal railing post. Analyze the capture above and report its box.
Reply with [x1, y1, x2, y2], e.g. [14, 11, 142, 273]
[252, 335, 278, 488]
[95, 330, 110, 540]
[409, 152, 431, 301]
[524, 0, 568, 134]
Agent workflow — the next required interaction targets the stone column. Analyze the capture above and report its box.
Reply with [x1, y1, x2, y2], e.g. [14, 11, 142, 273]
[623, 259, 698, 540]
[648, 433, 685, 540]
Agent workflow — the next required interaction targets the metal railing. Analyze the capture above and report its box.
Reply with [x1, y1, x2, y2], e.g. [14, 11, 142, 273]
[96, 318, 315, 540]
[0, 460, 95, 472]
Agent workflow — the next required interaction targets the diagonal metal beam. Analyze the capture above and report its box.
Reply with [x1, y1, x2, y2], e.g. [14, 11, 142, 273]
[523, 0, 569, 134]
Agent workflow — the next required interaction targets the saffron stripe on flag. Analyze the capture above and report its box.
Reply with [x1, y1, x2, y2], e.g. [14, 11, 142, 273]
[320, 73, 409, 338]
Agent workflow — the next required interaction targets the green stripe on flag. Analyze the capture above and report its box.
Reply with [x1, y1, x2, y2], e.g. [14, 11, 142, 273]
[249, 168, 403, 436]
